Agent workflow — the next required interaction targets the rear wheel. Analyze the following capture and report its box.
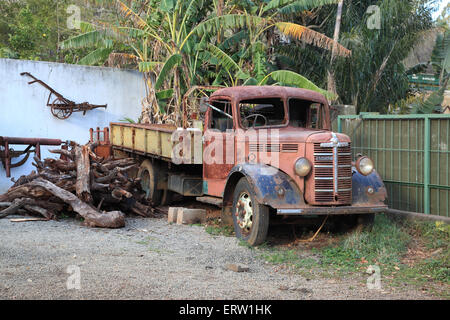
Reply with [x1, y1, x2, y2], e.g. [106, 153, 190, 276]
[232, 177, 269, 246]
[160, 189, 174, 206]
[138, 160, 163, 206]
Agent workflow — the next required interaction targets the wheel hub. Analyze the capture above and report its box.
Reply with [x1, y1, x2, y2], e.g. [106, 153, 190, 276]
[236, 192, 253, 231]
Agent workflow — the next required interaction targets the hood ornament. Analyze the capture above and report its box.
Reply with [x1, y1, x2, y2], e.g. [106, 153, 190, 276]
[320, 132, 349, 148]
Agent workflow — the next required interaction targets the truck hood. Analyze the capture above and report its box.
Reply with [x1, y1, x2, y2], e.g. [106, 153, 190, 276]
[274, 127, 351, 144]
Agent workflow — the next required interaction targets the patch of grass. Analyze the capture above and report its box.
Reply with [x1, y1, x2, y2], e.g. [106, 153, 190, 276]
[262, 249, 299, 264]
[258, 213, 449, 297]
[205, 224, 234, 237]
[238, 239, 254, 249]
[319, 214, 411, 273]
[189, 223, 204, 227]
[390, 219, 450, 297]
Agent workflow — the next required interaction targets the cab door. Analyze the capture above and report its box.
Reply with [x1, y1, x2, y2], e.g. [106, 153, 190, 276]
[203, 97, 235, 197]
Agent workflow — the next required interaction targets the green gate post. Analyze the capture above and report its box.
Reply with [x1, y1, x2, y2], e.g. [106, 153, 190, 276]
[424, 116, 430, 214]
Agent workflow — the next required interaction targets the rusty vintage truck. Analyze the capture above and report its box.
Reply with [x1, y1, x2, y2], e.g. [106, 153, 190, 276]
[109, 86, 387, 245]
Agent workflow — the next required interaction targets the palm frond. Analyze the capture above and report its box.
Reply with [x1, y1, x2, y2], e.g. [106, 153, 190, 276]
[191, 14, 265, 39]
[277, 0, 341, 15]
[263, 0, 296, 13]
[108, 53, 140, 67]
[60, 31, 105, 49]
[155, 53, 182, 90]
[116, 0, 148, 30]
[275, 22, 351, 57]
[78, 47, 113, 65]
[260, 70, 337, 100]
[138, 61, 163, 72]
[206, 44, 242, 73]
[80, 21, 95, 33]
[219, 30, 249, 50]
[412, 84, 446, 114]
[156, 89, 174, 100]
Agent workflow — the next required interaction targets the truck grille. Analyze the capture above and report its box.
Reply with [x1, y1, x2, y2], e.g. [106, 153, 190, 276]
[312, 143, 352, 204]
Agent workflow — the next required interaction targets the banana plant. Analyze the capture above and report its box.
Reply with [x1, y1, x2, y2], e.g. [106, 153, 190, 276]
[60, 0, 350, 122]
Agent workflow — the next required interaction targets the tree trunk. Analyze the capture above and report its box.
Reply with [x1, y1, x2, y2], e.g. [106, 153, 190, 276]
[29, 178, 125, 228]
[327, 0, 344, 99]
[75, 145, 93, 203]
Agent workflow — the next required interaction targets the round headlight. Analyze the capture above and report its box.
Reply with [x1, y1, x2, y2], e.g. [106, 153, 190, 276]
[294, 158, 312, 177]
[356, 156, 374, 176]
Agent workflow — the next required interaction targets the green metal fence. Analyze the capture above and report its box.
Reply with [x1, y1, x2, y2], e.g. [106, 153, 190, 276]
[338, 113, 450, 217]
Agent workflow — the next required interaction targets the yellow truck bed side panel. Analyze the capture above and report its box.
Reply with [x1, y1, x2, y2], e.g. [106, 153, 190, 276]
[110, 123, 202, 164]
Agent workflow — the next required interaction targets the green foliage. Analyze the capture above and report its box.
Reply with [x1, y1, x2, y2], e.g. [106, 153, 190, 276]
[205, 224, 234, 237]
[0, 0, 112, 62]
[257, 214, 449, 297]
[260, 70, 337, 99]
[119, 117, 137, 123]
[410, 29, 450, 114]
[262, 248, 299, 264]
[155, 54, 183, 90]
[4, 0, 433, 119]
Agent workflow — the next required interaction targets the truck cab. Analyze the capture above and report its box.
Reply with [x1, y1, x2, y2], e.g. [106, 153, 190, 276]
[201, 86, 387, 245]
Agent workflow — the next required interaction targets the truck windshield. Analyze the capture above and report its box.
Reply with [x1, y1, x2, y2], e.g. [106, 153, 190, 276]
[239, 98, 286, 128]
[288, 99, 325, 129]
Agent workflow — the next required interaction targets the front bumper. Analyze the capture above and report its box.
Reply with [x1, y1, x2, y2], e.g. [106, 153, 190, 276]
[276, 205, 388, 215]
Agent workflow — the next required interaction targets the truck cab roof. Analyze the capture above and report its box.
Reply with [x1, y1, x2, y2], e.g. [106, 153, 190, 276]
[210, 86, 328, 105]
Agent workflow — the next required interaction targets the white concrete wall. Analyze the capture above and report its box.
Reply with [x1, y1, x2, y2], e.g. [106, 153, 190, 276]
[0, 58, 145, 192]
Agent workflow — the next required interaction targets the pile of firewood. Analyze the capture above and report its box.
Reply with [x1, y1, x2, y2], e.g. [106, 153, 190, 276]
[0, 142, 153, 228]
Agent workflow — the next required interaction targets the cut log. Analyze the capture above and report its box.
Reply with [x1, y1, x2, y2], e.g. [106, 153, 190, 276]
[29, 178, 125, 228]
[23, 205, 52, 219]
[111, 187, 133, 199]
[49, 148, 74, 160]
[44, 159, 76, 172]
[103, 158, 136, 170]
[75, 145, 93, 203]
[0, 198, 36, 218]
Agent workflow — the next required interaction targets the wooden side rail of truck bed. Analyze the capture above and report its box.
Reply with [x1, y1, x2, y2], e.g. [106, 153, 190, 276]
[110, 122, 203, 164]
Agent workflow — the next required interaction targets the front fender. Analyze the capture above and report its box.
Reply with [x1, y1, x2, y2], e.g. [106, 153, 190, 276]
[352, 168, 387, 206]
[223, 163, 305, 209]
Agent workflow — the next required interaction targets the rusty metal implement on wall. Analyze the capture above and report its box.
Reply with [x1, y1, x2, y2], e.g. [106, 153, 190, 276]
[20, 72, 107, 120]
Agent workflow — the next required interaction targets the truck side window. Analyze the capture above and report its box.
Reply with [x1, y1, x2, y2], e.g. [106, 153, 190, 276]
[308, 103, 323, 129]
[209, 100, 233, 132]
[288, 99, 324, 129]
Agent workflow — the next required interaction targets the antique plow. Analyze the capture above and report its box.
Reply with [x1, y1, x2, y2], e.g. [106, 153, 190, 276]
[20, 72, 107, 120]
[0, 136, 63, 177]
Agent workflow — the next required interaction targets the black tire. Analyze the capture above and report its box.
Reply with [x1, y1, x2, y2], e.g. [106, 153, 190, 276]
[138, 159, 163, 206]
[160, 189, 174, 206]
[231, 177, 269, 246]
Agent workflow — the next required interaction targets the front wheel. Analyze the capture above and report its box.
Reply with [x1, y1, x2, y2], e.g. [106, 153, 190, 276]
[232, 177, 269, 246]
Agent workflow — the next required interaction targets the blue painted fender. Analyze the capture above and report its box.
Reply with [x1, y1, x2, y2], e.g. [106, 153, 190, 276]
[351, 168, 387, 206]
[222, 163, 305, 209]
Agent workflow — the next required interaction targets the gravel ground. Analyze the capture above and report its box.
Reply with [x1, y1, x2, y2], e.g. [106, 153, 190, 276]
[0, 215, 437, 300]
